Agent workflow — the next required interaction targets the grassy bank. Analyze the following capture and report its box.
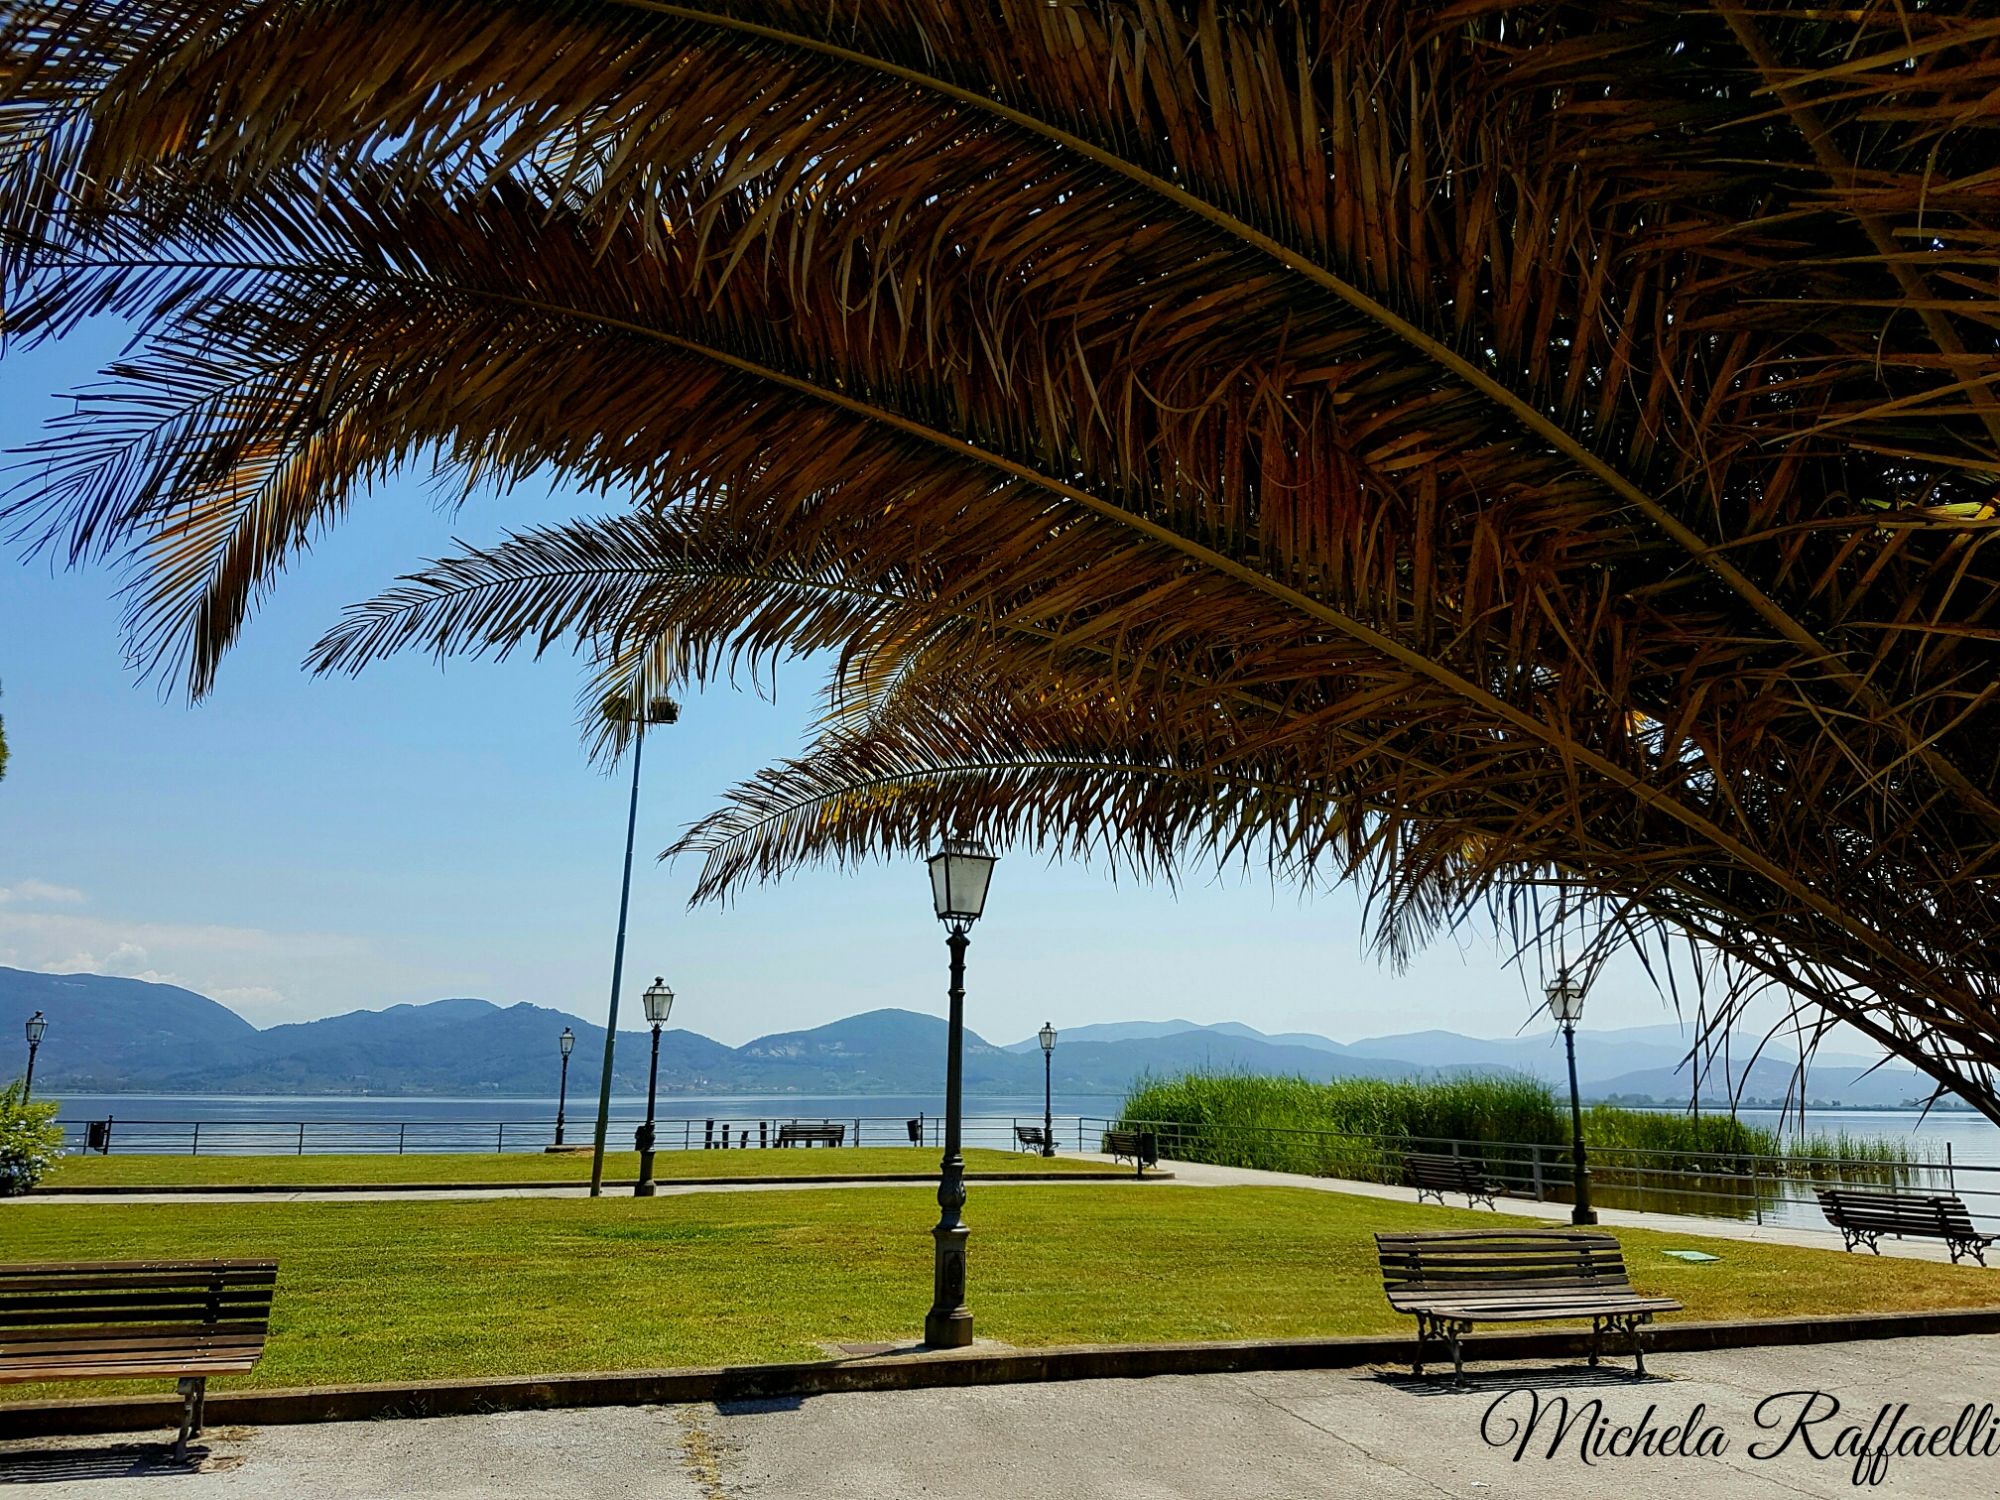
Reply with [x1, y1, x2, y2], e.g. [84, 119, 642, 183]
[3, 1184, 1993, 1401]
[41, 1146, 1105, 1188]
[1115, 1073, 1929, 1203]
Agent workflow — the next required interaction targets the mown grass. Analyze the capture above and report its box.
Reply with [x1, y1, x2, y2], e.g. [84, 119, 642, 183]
[41, 1146, 1105, 1188]
[2, 1184, 1992, 1402]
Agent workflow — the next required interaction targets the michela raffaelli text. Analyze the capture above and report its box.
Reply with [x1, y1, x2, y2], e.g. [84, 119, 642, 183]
[1479, 1388, 2000, 1488]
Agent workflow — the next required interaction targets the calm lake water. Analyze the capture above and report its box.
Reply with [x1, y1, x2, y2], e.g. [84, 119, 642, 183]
[45, 1091, 1129, 1155]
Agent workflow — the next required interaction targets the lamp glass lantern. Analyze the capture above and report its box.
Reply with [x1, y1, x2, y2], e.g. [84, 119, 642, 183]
[558, 1026, 575, 1058]
[25, 1011, 47, 1046]
[1038, 1022, 1057, 1054]
[643, 977, 674, 1027]
[1548, 978, 1586, 1025]
[928, 839, 996, 927]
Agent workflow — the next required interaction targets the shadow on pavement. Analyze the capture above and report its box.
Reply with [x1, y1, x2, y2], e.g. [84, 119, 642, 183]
[1374, 1363, 1668, 1397]
[0, 1442, 204, 1485]
[713, 1396, 807, 1416]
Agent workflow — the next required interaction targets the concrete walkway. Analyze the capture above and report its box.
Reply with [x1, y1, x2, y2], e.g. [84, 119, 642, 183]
[1132, 1155, 1985, 1264]
[7, 1335, 1996, 1497]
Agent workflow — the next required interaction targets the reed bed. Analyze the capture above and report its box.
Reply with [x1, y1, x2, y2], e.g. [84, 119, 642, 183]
[1115, 1072, 1927, 1209]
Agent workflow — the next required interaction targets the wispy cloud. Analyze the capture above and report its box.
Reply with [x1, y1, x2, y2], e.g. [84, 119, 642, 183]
[0, 905, 368, 1023]
[0, 879, 86, 906]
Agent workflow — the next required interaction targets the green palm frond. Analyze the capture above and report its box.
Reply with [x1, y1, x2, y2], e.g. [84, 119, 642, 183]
[5, 0, 2000, 1114]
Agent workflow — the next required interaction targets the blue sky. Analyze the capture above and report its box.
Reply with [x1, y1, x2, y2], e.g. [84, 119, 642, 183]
[2, 323, 1717, 1049]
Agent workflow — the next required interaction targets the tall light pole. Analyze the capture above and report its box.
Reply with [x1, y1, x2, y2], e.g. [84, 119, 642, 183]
[554, 1027, 575, 1145]
[22, 1012, 46, 1103]
[588, 694, 679, 1198]
[1038, 1021, 1057, 1158]
[1549, 974, 1596, 1226]
[635, 977, 673, 1197]
[924, 837, 996, 1349]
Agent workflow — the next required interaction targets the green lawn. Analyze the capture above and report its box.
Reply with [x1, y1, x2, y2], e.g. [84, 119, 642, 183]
[43, 1146, 1107, 1188]
[3, 1185, 1994, 1402]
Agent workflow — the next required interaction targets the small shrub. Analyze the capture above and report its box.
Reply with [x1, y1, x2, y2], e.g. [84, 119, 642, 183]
[0, 1080, 64, 1195]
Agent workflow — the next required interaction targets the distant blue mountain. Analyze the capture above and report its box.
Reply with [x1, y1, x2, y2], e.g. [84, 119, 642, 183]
[0, 966, 1927, 1104]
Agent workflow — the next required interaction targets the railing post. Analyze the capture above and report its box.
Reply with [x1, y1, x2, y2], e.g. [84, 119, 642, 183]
[398, 1123, 406, 1155]
[191, 1121, 200, 1157]
[1947, 1141, 1956, 1196]
[1532, 1143, 1545, 1202]
[298, 1122, 306, 1156]
[497, 1122, 505, 1152]
[1752, 1156, 1762, 1225]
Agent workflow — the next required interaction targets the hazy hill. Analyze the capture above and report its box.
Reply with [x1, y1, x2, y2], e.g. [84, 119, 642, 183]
[0, 966, 1927, 1104]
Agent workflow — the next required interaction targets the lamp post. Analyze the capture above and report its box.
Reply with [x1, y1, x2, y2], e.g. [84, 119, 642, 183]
[1549, 974, 1596, 1225]
[23, 1012, 46, 1103]
[634, 977, 673, 1197]
[924, 837, 996, 1349]
[1038, 1021, 1057, 1158]
[554, 1027, 575, 1145]
[588, 694, 679, 1198]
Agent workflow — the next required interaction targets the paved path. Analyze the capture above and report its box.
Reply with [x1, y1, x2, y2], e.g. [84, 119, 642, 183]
[7, 1335, 1997, 1497]
[11, 1173, 1159, 1206]
[1139, 1156, 1984, 1264]
[18, 1151, 1967, 1265]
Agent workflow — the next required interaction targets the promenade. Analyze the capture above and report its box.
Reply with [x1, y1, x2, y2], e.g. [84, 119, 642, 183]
[8, 1333, 1996, 1497]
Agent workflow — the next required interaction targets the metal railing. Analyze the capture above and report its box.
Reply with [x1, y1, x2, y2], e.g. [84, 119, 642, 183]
[1079, 1114, 1996, 1235]
[54, 1112, 1077, 1158]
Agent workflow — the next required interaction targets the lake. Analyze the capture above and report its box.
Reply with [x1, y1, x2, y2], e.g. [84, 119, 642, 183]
[44, 1091, 1131, 1155]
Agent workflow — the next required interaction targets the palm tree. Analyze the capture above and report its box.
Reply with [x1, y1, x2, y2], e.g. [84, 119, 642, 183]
[3, 2, 1998, 1114]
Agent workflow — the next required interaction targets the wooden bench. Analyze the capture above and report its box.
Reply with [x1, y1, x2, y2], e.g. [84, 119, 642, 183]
[1816, 1187, 1996, 1266]
[0, 1259, 278, 1461]
[1014, 1125, 1051, 1153]
[776, 1123, 845, 1148]
[1376, 1230, 1679, 1386]
[1403, 1151, 1500, 1210]
[1102, 1129, 1158, 1173]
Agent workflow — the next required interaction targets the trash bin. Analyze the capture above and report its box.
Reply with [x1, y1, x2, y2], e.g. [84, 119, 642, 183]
[85, 1118, 113, 1154]
[906, 1116, 923, 1145]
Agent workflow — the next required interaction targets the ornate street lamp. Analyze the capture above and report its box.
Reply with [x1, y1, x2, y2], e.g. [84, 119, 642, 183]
[1548, 974, 1596, 1225]
[588, 693, 679, 1198]
[1038, 1021, 1057, 1158]
[554, 1027, 576, 1145]
[924, 837, 996, 1349]
[23, 1012, 46, 1103]
[634, 977, 674, 1197]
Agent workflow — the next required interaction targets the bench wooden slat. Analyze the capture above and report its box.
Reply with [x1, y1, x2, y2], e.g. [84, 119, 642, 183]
[1816, 1188, 1994, 1264]
[0, 1260, 275, 1277]
[1, 1287, 276, 1312]
[0, 1270, 276, 1294]
[1375, 1230, 1678, 1385]
[0, 1259, 280, 1463]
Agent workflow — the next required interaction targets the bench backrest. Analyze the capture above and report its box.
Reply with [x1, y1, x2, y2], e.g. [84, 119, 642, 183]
[0, 1259, 278, 1360]
[1376, 1230, 1634, 1298]
[1103, 1129, 1158, 1163]
[1404, 1152, 1483, 1186]
[1817, 1187, 1979, 1234]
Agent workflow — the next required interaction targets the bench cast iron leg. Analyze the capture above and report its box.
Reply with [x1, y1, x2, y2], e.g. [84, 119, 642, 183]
[1588, 1318, 1602, 1367]
[1449, 1323, 1466, 1388]
[1632, 1319, 1648, 1378]
[174, 1377, 205, 1463]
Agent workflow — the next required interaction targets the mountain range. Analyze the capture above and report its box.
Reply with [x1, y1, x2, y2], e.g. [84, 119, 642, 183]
[0, 965, 1935, 1105]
